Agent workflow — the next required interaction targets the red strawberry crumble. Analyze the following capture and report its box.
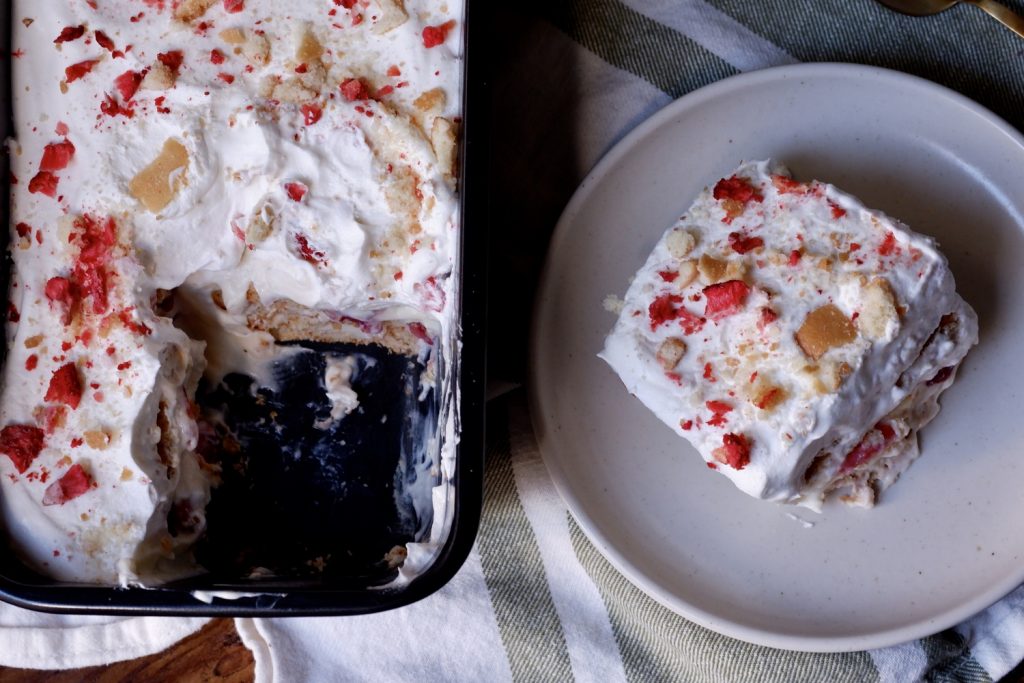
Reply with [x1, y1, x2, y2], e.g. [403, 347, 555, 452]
[284, 182, 307, 202]
[648, 293, 682, 331]
[295, 233, 326, 266]
[422, 20, 456, 48]
[0, 425, 46, 473]
[727, 232, 764, 254]
[715, 433, 751, 470]
[65, 59, 100, 83]
[224, 0, 244, 12]
[55, 26, 87, 43]
[29, 171, 59, 197]
[114, 71, 143, 101]
[95, 30, 116, 52]
[45, 363, 83, 410]
[40, 140, 76, 172]
[713, 176, 763, 204]
[340, 78, 372, 102]
[300, 103, 322, 125]
[157, 50, 184, 74]
[840, 423, 897, 473]
[878, 232, 899, 256]
[702, 280, 750, 321]
[42, 463, 93, 506]
[706, 400, 732, 427]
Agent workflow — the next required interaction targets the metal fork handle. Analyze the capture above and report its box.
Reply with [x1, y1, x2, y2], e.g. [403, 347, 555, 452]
[964, 0, 1024, 38]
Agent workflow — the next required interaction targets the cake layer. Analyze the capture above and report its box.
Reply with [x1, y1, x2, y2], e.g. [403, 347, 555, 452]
[600, 160, 977, 508]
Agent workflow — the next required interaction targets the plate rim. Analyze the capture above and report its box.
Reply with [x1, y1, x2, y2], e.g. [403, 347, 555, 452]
[528, 61, 1024, 653]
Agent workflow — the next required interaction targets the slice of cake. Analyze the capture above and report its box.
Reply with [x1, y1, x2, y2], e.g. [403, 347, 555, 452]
[600, 160, 977, 509]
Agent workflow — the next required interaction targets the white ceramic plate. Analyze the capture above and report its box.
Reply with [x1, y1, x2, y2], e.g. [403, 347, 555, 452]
[530, 63, 1024, 652]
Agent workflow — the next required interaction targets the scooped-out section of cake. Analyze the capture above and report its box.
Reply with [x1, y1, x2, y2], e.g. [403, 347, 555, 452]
[600, 159, 977, 510]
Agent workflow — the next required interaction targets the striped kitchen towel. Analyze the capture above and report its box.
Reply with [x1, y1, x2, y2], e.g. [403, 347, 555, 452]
[240, 3, 1024, 681]
[241, 392, 1024, 682]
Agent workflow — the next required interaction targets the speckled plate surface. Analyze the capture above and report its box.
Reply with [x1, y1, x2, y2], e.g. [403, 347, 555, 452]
[530, 63, 1024, 652]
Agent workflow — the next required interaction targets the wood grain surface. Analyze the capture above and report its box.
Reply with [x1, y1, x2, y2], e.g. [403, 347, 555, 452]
[1, 618, 1024, 681]
[0, 619, 254, 683]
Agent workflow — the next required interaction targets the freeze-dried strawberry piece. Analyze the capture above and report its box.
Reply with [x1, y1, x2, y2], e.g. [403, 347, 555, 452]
[42, 463, 93, 506]
[210, 49, 225, 64]
[95, 30, 115, 52]
[703, 362, 715, 381]
[45, 363, 83, 410]
[16, 223, 31, 238]
[28, 171, 59, 197]
[100, 93, 134, 118]
[35, 405, 67, 434]
[422, 20, 456, 48]
[300, 103, 322, 125]
[284, 181, 307, 202]
[758, 306, 778, 329]
[788, 249, 802, 266]
[415, 276, 447, 312]
[648, 293, 682, 331]
[224, 0, 244, 12]
[706, 400, 732, 427]
[728, 232, 764, 254]
[157, 50, 184, 75]
[340, 78, 372, 102]
[295, 233, 326, 266]
[118, 308, 152, 336]
[702, 280, 750, 321]
[0, 425, 45, 473]
[114, 70, 143, 101]
[771, 174, 807, 195]
[217, 72, 235, 84]
[71, 214, 118, 315]
[45, 276, 76, 322]
[386, 65, 401, 77]
[409, 322, 433, 345]
[40, 139, 76, 172]
[878, 232, 899, 256]
[713, 175, 763, 204]
[714, 433, 751, 470]
[65, 59, 100, 83]
[829, 201, 846, 219]
[840, 423, 897, 473]
[677, 307, 705, 335]
[54, 25, 87, 44]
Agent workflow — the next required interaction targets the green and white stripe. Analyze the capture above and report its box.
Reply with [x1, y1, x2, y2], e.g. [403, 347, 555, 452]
[239, 3, 1024, 680]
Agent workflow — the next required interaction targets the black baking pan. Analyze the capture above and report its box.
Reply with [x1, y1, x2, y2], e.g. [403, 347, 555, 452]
[0, 2, 487, 616]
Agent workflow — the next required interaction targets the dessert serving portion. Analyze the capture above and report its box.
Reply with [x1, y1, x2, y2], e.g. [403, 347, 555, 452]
[600, 160, 977, 509]
[0, 0, 463, 585]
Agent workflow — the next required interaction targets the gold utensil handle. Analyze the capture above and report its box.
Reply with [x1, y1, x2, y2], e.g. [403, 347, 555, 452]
[965, 0, 1024, 38]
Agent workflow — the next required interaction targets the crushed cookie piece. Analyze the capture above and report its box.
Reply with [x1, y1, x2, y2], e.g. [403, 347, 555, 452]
[129, 138, 189, 213]
[796, 304, 857, 361]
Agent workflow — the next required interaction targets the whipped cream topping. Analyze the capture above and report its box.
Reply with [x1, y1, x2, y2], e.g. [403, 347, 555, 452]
[2, 0, 464, 584]
[600, 160, 977, 508]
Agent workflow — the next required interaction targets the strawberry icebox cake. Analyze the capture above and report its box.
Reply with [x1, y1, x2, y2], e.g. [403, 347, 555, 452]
[600, 160, 977, 510]
[0, 0, 463, 585]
